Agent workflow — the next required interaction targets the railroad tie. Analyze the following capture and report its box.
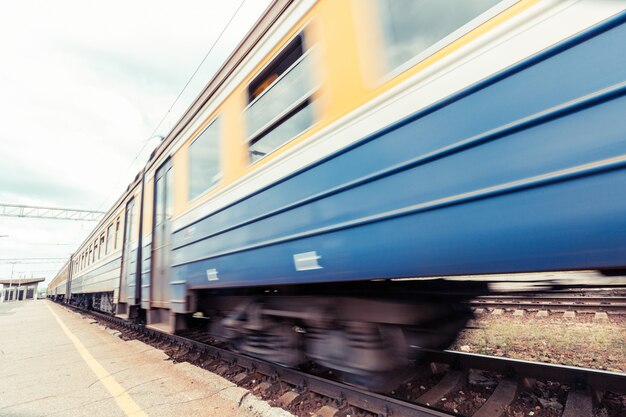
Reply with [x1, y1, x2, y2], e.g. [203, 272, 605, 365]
[563, 311, 576, 319]
[277, 390, 311, 408]
[233, 372, 248, 383]
[593, 311, 609, 322]
[313, 405, 341, 417]
[472, 379, 517, 417]
[430, 362, 450, 375]
[216, 364, 230, 375]
[253, 381, 275, 397]
[416, 370, 466, 406]
[561, 390, 593, 417]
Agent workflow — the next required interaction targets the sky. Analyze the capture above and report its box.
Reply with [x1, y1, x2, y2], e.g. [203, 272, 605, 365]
[0, 0, 272, 285]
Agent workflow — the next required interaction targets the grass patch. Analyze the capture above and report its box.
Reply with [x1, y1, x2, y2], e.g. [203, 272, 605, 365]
[451, 316, 626, 372]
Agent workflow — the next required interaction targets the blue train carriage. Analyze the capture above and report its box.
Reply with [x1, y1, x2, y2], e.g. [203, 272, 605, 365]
[128, 0, 626, 390]
[61, 173, 145, 317]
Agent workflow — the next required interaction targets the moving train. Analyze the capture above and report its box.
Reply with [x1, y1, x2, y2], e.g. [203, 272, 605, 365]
[49, 0, 626, 391]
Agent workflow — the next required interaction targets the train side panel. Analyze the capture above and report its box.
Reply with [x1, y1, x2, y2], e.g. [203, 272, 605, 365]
[168, 6, 626, 290]
[65, 177, 143, 315]
[141, 176, 153, 311]
[49, 261, 69, 301]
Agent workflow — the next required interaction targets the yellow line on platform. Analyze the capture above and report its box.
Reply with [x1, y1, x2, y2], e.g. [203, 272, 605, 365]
[45, 302, 148, 417]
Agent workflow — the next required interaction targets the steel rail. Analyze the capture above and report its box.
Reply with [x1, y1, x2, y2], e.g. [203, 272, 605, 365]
[470, 295, 626, 312]
[420, 350, 626, 393]
[475, 295, 626, 302]
[72, 305, 456, 417]
[55, 301, 626, 417]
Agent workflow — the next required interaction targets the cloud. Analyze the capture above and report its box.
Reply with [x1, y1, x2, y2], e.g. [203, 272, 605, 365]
[0, 0, 272, 283]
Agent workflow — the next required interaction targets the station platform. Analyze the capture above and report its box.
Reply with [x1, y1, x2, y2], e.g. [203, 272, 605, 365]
[0, 300, 287, 417]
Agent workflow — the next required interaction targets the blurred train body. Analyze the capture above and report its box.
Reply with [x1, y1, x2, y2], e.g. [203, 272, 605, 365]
[49, 0, 626, 390]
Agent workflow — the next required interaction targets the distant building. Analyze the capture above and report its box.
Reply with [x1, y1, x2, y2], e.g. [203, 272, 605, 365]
[0, 278, 45, 302]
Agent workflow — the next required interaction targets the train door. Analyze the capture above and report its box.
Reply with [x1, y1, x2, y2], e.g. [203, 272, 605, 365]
[119, 198, 136, 314]
[151, 160, 173, 311]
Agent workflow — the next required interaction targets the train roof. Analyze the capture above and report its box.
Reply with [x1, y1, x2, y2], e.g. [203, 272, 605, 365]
[145, 0, 291, 172]
[0, 278, 45, 285]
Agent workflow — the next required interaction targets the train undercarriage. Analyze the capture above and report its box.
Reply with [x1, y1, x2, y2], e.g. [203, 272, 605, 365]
[54, 280, 482, 391]
[62, 273, 625, 392]
[70, 291, 116, 315]
[191, 280, 485, 391]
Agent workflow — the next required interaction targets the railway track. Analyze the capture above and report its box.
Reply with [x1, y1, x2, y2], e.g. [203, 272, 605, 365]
[470, 292, 626, 315]
[56, 302, 626, 417]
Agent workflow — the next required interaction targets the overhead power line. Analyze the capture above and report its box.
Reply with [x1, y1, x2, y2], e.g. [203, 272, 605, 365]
[0, 203, 104, 222]
[0, 261, 65, 265]
[0, 258, 67, 261]
[0, 258, 67, 264]
[96, 0, 248, 211]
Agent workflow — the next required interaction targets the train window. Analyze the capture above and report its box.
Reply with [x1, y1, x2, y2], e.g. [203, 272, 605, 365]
[115, 217, 121, 249]
[245, 33, 317, 163]
[189, 118, 220, 200]
[99, 233, 105, 258]
[155, 175, 164, 223]
[375, 0, 507, 71]
[125, 203, 136, 245]
[88, 246, 92, 266]
[93, 239, 98, 262]
[106, 224, 114, 254]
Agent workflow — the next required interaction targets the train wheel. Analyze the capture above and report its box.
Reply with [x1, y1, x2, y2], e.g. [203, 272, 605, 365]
[314, 305, 473, 392]
[221, 301, 306, 367]
[306, 322, 415, 392]
[335, 324, 416, 392]
[239, 323, 305, 368]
